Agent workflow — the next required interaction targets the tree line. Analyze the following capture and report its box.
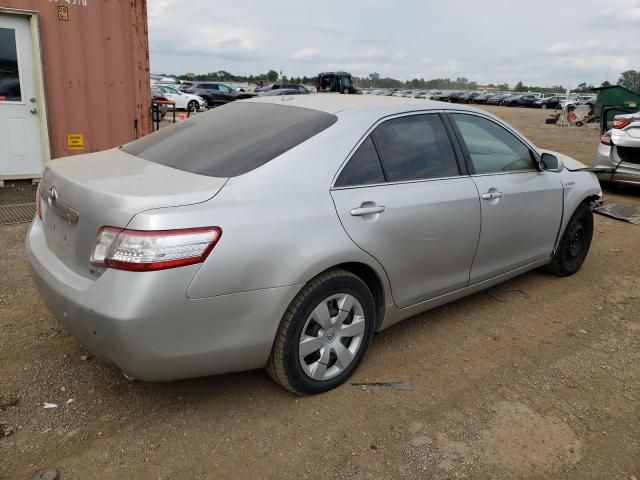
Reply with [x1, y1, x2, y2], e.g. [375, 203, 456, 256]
[159, 69, 640, 93]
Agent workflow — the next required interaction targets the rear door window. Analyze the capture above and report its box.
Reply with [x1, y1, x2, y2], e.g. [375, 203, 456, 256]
[335, 136, 385, 187]
[122, 102, 337, 177]
[371, 114, 460, 182]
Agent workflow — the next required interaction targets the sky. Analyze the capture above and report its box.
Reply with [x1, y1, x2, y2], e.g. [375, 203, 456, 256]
[147, 0, 640, 88]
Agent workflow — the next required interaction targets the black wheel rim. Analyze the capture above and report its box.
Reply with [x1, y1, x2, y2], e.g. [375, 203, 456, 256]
[563, 217, 587, 269]
[567, 221, 585, 257]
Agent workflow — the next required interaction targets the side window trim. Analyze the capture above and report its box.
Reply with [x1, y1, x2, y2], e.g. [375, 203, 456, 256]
[439, 112, 469, 176]
[444, 111, 541, 176]
[369, 133, 389, 182]
[332, 110, 466, 190]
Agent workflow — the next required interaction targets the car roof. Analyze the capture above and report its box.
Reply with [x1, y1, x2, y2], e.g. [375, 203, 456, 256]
[243, 93, 486, 117]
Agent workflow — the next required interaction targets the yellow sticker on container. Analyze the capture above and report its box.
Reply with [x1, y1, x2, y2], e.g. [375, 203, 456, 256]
[58, 6, 69, 21]
[67, 134, 84, 150]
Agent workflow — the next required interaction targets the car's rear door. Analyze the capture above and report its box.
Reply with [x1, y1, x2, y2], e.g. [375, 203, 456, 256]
[331, 112, 481, 308]
[448, 112, 563, 284]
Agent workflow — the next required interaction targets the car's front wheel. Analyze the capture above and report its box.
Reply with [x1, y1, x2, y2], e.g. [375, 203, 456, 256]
[548, 203, 594, 276]
[187, 100, 199, 112]
[267, 270, 375, 395]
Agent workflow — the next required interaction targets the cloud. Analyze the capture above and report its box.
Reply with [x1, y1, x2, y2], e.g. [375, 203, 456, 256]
[147, 0, 640, 85]
[595, 6, 640, 25]
[290, 49, 321, 61]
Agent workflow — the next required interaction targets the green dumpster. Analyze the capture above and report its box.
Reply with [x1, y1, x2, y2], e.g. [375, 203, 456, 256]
[592, 85, 640, 132]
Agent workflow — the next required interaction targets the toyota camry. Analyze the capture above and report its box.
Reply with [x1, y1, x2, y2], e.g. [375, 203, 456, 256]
[27, 95, 602, 395]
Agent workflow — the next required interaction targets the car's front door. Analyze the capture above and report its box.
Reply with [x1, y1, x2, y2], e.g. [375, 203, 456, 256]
[448, 112, 564, 284]
[331, 113, 481, 308]
[216, 84, 236, 103]
[161, 86, 185, 109]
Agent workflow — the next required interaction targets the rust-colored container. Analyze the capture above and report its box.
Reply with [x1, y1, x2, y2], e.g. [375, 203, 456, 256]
[0, 0, 151, 181]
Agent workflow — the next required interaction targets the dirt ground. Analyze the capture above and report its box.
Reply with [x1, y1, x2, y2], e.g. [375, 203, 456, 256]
[1, 106, 639, 480]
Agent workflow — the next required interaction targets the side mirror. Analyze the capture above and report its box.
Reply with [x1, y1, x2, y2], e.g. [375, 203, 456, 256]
[540, 153, 564, 173]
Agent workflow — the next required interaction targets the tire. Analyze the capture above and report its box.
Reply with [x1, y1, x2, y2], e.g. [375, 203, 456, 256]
[187, 100, 199, 112]
[267, 270, 376, 395]
[541, 104, 547, 109]
[547, 203, 593, 277]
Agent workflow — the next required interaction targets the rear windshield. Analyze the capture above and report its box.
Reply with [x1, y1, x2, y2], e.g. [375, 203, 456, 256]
[122, 102, 337, 177]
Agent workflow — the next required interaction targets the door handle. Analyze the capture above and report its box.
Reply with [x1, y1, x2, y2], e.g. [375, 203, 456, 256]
[350, 205, 386, 216]
[481, 191, 503, 200]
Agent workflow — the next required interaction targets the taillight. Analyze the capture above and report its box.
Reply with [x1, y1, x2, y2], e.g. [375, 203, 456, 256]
[613, 117, 631, 129]
[36, 183, 42, 220]
[90, 226, 221, 271]
[601, 132, 612, 145]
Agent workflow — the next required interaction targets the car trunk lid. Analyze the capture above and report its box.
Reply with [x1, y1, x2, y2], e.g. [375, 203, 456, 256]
[39, 148, 227, 278]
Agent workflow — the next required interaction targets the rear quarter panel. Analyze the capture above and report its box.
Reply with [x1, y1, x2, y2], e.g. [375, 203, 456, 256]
[126, 117, 393, 303]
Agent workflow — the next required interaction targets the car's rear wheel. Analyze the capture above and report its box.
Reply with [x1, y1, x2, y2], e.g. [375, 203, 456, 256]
[548, 203, 594, 276]
[267, 270, 375, 395]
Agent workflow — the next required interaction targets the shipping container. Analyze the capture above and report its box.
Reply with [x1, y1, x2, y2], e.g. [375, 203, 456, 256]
[0, 0, 151, 185]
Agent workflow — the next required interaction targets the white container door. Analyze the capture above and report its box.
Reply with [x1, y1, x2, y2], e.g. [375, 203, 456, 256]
[0, 14, 44, 180]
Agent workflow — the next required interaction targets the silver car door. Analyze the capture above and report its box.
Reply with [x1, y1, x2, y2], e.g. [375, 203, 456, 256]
[331, 113, 481, 309]
[448, 112, 564, 284]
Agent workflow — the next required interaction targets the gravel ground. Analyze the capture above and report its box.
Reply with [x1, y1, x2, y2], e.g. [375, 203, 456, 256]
[1, 106, 639, 480]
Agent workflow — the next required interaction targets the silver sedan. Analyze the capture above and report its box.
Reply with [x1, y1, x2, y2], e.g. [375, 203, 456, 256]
[27, 95, 602, 395]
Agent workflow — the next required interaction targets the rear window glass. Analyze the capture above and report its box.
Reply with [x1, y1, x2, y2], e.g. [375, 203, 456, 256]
[122, 102, 337, 177]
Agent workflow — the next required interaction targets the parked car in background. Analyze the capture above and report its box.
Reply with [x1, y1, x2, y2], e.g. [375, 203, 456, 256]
[472, 92, 493, 104]
[502, 94, 525, 106]
[563, 96, 597, 109]
[593, 112, 640, 185]
[255, 84, 310, 94]
[151, 85, 206, 111]
[257, 88, 309, 97]
[510, 94, 539, 107]
[182, 82, 254, 107]
[458, 92, 482, 104]
[431, 91, 452, 102]
[534, 96, 567, 109]
[447, 91, 465, 103]
[486, 93, 510, 105]
[28, 95, 601, 395]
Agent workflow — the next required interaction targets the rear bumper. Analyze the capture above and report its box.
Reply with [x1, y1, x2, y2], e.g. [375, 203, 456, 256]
[594, 144, 640, 186]
[26, 219, 300, 381]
